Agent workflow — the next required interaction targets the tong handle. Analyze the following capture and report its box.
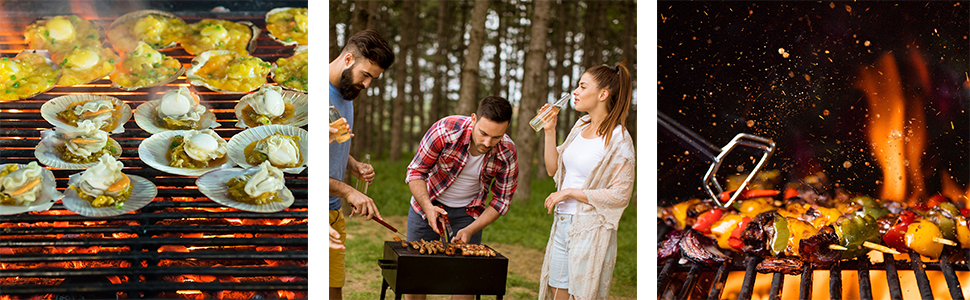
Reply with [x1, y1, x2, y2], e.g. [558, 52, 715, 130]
[704, 133, 776, 209]
[658, 111, 721, 163]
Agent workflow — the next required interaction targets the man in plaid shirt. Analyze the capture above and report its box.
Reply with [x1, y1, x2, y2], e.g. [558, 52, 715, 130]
[405, 96, 518, 250]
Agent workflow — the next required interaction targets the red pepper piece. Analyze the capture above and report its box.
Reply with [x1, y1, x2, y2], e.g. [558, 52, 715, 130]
[728, 217, 751, 249]
[720, 189, 780, 202]
[692, 208, 724, 234]
[884, 211, 916, 251]
[961, 208, 970, 217]
[783, 187, 800, 200]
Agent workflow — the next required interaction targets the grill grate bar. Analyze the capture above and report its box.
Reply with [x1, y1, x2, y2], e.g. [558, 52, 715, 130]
[1, 281, 308, 295]
[0, 237, 308, 247]
[658, 257, 677, 292]
[0, 250, 307, 262]
[706, 262, 730, 300]
[939, 251, 965, 300]
[737, 255, 761, 300]
[883, 252, 904, 300]
[829, 261, 842, 300]
[677, 264, 702, 300]
[798, 263, 812, 300]
[908, 251, 935, 300]
[857, 255, 873, 300]
[768, 272, 784, 300]
[0, 266, 307, 277]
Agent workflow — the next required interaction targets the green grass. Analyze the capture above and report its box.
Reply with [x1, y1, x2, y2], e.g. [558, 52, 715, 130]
[342, 155, 637, 298]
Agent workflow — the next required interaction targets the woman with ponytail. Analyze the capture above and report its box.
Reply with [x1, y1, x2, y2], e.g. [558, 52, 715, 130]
[537, 62, 636, 300]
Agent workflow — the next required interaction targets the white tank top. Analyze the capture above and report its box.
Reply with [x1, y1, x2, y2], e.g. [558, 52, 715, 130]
[556, 125, 619, 214]
[436, 152, 486, 207]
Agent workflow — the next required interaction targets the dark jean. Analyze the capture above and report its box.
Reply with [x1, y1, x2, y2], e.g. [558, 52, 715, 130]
[406, 201, 483, 244]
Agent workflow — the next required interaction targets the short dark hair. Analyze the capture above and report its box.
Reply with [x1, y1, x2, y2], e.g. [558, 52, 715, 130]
[342, 29, 395, 70]
[476, 96, 513, 124]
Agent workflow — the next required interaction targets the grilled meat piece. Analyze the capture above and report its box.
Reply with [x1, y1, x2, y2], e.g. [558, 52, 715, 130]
[740, 211, 776, 256]
[679, 229, 730, 265]
[799, 225, 840, 268]
[756, 256, 804, 275]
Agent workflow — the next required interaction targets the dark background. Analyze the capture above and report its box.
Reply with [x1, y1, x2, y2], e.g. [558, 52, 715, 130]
[658, 2, 970, 204]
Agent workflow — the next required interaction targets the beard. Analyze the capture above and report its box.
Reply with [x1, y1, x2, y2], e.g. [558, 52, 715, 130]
[338, 67, 365, 100]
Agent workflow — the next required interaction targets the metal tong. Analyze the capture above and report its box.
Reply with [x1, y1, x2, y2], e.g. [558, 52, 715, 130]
[658, 111, 776, 209]
[436, 207, 454, 244]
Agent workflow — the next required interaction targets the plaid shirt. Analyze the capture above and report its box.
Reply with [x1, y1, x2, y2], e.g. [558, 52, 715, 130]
[406, 115, 518, 219]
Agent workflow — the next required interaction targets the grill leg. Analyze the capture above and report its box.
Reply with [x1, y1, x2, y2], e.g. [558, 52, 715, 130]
[380, 279, 388, 300]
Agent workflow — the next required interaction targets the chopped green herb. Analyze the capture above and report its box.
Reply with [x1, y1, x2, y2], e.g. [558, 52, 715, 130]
[145, 53, 152, 58]
[12, 82, 20, 88]
[47, 79, 54, 84]
[169, 138, 181, 149]
[5, 90, 12, 93]
[9, 75, 15, 81]
[108, 58, 115, 63]
[285, 37, 293, 42]
[292, 28, 298, 33]
[133, 51, 139, 56]
[152, 62, 161, 68]
[87, 34, 95, 39]
[2, 57, 8, 61]
[44, 30, 49, 38]
[60, 58, 68, 66]
[74, 45, 79, 49]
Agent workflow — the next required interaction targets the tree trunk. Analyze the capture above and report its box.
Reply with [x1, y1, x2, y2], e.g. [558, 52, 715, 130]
[490, 0, 504, 99]
[429, 0, 453, 129]
[349, 0, 371, 159]
[538, 0, 571, 180]
[330, 0, 341, 61]
[623, 0, 637, 145]
[513, 0, 552, 201]
[409, 28, 423, 155]
[456, 0, 490, 116]
[390, 0, 416, 161]
[368, 0, 385, 158]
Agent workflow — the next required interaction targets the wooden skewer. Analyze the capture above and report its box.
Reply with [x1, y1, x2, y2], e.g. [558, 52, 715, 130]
[828, 244, 849, 251]
[933, 236, 958, 246]
[863, 241, 901, 255]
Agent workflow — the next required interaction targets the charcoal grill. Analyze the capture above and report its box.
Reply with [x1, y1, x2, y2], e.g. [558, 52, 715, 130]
[378, 241, 508, 300]
[658, 236, 970, 300]
[0, 4, 308, 299]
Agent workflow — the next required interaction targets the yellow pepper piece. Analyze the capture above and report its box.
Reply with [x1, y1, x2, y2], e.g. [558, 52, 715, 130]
[738, 198, 774, 218]
[668, 199, 697, 230]
[956, 216, 970, 249]
[785, 218, 818, 257]
[906, 219, 944, 260]
[710, 214, 743, 250]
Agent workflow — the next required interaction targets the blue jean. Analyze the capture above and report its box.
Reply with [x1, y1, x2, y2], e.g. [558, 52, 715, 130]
[547, 214, 572, 290]
[406, 202, 483, 244]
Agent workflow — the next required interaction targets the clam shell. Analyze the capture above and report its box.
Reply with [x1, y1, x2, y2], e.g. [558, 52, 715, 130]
[25, 16, 104, 53]
[227, 125, 308, 174]
[35, 129, 122, 170]
[186, 50, 271, 93]
[265, 7, 308, 46]
[0, 163, 62, 215]
[270, 45, 308, 93]
[50, 45, 119, 87]
[181, 20, 260, 55]
[0, 50, 61, 102]
[62, 173, 156, 217]
[233, 89, 308, 129]
[41, 94, 131, 134]
[138, 130, 234, 176]
[107, 10, 185, 52]
[109, 58, 184, 91]
[134, 99, 219, 134]
[196, 167, 295, 213]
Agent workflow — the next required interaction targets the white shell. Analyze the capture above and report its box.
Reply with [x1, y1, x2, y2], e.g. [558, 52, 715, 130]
[0, 163, 62, 215]
[35, 129, 123, 170]
[196, 167, 294, 213]
[270, 45, 308, 93]
[265, 7, 307, 46]
[0, 50, 61, 102]
[62, 173, 156, 217]
[185, 50, 271, 93]
[233, 89, 308, 129]
[227, 125, 308, 174]
[41, 94, 132, 134]
[107, 10, 184, 52]
[133, 98, 219, 134]
[138, 130, 235, 176]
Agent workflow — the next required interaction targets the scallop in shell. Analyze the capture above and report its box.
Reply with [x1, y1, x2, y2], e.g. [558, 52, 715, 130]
[24, 15, 102, 54]
[51, 45, 119, 86]
[62, 172, 156, 217]
[107, 10, 186, 53]
[0, 162, 61, 215]
[41, 94, 131, 134]
[0, 50, 61, 102]
[271, 45, 308, 92]
[227, 125, 308, 174]
[265, 7, 308, 46]
[109, 41, 184, 91]
[180, 19, 260, 56]
[186, 50, 272, 93]
[35, 127, 123, 170]
[134, 87, 219, 134]
[234, 85, 308, 129]
[139, 130, 235, 176]
[196, 166, 295, 213]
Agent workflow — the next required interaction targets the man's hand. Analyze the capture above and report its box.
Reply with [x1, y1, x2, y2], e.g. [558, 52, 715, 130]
[544, 189, 573, 214]
[422, 205, 447, 236]
[329, 225, 345, 250]
[346, 190, 382, 221]
[451, 227, 471, 243]
[351, 160, 375, 185]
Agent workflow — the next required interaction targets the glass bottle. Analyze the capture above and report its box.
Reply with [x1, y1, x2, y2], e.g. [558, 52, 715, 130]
[529, 94, 571, 132]
[356, 154, 371, 194]
[329, 105, 352, 143]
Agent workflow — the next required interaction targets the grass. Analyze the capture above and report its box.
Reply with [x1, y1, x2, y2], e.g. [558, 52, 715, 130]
[340, 155, 637, 299]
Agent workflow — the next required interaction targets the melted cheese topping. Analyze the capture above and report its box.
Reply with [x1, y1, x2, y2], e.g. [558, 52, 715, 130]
[181, 19, 253, 55]
[191, 52, 271, 92]
[266, 8, 309, 45]
[272, 50, 308, 92]
[110, 41, 182, 89]
[0, 53, 59, 101]
[24, 15, 100, 54]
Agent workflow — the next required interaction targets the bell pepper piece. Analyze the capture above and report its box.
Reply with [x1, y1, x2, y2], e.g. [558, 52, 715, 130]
[720, 189, 780, 202]
[692, 208, 724, 234]
[668, 199, 697, 230]
[728, 217, 751, 250]
[851, 196, 889, 219]
[770, 215, 790, 256]
[711, 214, 743, 250]
[956, 216, 970, 249]
[884, 211, 916, 251]
[783, 187, 799, 200]
[906, 219, 944, 259]
[785, 218, 818, 257]
[738, 198, 775, 218]
[834, 214, 881, 259]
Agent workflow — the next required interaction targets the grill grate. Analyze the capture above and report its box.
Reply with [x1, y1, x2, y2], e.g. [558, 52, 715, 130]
[0, 10, 308, 299]
[658, 249, 970, 300]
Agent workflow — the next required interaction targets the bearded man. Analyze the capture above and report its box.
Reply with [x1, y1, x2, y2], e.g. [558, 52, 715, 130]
[328, 29, 394, 300]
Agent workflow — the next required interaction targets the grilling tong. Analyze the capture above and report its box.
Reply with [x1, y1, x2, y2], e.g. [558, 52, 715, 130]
[437, 208, 455, 244]
[658, 111, 776, 209]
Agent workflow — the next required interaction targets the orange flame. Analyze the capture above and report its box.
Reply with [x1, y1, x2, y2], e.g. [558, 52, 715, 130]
[856, 53, 927, 202]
